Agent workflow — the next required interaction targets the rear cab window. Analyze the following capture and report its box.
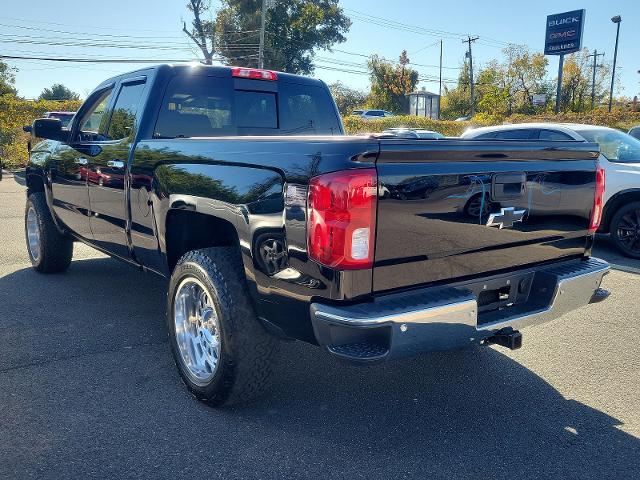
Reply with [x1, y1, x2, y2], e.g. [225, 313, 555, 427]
[153, 74, 341, 138]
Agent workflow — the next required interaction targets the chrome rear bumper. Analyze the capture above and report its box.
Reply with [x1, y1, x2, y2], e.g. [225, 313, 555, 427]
[310, 258, 610, 362]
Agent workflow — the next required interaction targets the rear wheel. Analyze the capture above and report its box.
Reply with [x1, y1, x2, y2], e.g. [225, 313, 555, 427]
[25, 192, 73, 273]
[167, 247, 277, 406]
[610, 201, 640, 259]
[464, 193, 492, 219]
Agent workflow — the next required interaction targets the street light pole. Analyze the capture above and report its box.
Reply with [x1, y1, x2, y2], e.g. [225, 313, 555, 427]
[609, 15, 622, 112]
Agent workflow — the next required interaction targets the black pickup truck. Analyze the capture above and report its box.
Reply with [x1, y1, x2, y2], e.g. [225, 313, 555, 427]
[22, 64, 609, 406]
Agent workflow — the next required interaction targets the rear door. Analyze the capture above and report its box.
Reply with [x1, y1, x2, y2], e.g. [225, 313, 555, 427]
[87, 77, 147, 259]
[373, 139, 599, 292]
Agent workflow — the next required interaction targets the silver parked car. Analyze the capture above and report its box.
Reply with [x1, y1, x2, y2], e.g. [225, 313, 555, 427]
[351, 109, 396, 120]
[462, 122, 640, 259]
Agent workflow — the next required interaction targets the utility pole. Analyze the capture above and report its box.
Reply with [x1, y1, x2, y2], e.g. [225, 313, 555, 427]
[438, 39, 443, 119]
[463, 36, 479, 116]
[588, 50, 605, 109]
[258, 0, 267, 68]
[609, 15, 622, 112]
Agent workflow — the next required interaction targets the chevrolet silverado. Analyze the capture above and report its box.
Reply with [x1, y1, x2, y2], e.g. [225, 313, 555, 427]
[22, 64, 609, 406]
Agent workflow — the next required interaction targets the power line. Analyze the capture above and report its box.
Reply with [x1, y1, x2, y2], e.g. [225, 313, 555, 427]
[0, 54, 258, 63]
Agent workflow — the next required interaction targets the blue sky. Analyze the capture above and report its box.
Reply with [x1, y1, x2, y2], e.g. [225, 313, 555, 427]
[3, 0, 639, 99]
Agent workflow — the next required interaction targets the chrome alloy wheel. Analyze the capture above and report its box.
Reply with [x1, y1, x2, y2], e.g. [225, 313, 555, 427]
[26, 206, 41, 262]
[173, 277, 222, 384]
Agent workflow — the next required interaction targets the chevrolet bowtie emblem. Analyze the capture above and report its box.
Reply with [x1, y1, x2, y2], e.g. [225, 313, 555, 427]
[486, 207, 526, 229]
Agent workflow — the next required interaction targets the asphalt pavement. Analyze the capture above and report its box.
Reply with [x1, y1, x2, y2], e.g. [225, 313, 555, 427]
[0, 171, 638, 479]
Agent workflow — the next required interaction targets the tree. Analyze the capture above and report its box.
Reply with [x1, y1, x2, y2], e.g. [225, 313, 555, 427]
[329, 81, 366, 114]
[441, 45, 552, 118]
[475, 61, 510, 117]
[39, 84, 79, 101]
[559, 48, 611, 112]
[503, 45, 551, 114]
[183, 0, 216, 65]
[440, 61, 471, 120]
[0, 60, 17, 97]
[213, 0, 351, 74]
[366, 50, 418, 113]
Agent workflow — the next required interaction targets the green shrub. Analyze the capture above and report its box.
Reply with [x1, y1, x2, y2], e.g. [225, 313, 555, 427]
[343, 115, 470, 136]
[0, 96, 82, 169]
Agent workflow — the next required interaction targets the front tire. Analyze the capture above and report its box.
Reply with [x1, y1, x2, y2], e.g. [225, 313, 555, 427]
[610, 201, 640, 259]
[167, 247, 277, 406]
[25, 192, 73, 273]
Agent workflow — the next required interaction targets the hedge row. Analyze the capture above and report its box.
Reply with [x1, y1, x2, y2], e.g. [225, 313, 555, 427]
[342, 110, 640, 135]
[0, 97, 82, 169]
[2, 96, 639, 169]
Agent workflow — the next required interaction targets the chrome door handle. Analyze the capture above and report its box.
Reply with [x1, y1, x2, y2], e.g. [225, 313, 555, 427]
[74, 157, 88, 166]
[107, 160, 125, 169]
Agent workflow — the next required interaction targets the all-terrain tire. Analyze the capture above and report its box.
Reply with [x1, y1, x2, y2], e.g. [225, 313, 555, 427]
[166, 247, 277, 406]
[25, 192, 73, 273]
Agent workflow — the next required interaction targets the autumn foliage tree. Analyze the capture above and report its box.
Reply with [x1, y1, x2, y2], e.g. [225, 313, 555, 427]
[329, 81, 366, 114]
[366, 50, 418, 113]
[560, 48, 611, 112]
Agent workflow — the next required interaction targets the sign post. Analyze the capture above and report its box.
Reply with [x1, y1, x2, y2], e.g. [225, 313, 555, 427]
[544, 9, 586, 113]
[555, 54, 564, 113]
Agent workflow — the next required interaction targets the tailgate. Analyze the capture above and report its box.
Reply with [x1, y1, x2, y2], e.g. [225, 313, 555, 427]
[373, 139, 599, 292]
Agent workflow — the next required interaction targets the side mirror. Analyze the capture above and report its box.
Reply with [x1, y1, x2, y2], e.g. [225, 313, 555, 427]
[23, 125, 32, 133]
[32, 118, 69, 142]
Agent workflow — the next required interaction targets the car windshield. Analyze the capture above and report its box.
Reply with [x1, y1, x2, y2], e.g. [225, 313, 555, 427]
[579, 129, 640, 163]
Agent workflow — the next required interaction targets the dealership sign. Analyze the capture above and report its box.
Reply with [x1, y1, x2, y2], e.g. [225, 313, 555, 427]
[544, 9, 585, 55]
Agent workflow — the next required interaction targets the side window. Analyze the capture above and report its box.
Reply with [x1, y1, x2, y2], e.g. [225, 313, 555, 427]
[107, 81, 146, 141]
[539, 129, 573, 141]
[474, 132, 497, 139]
[494, 129, 533, 140]
[369, 110, 384, 117]
[77, 89, 114, 142]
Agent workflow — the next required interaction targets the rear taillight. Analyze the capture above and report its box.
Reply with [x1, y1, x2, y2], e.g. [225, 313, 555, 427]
[307, 169, 377, 270]
[589, 164, 605, 233]
[231, 67, 277, 81]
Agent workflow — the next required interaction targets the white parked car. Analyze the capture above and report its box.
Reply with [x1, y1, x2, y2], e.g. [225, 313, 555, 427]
[381, 128, 444, 139]
[351, 109, 396, 120]
[462, 123, 640, 258]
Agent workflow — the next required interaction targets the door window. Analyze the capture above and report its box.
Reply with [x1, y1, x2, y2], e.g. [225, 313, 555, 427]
[77, 89, 114, 142]
[494, 129, 534, 140]
[107, 82, 146, 141]
[539, 129, 573, 141]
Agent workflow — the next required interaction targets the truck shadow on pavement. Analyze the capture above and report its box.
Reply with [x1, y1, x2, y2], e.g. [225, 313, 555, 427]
[0, 257, 638, 479]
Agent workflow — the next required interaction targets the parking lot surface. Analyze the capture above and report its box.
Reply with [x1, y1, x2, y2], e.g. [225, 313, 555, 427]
[0, 172, 638, 479]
